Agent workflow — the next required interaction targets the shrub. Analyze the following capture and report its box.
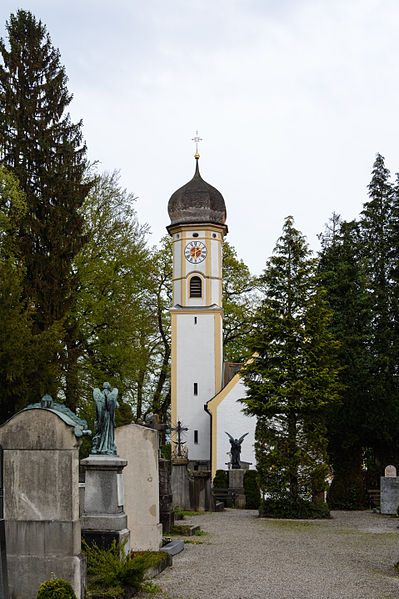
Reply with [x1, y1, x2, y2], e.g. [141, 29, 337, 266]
[83, 539, 169, 595]
[160, 443, 171, 460]
[244, 470, 260, 509]
[259, 497, 330, 519]
[213, 469, 228, 488]
[37, 578, 77, 599]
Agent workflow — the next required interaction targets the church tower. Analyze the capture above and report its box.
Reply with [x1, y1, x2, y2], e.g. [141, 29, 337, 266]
[167, 149, 227, 466]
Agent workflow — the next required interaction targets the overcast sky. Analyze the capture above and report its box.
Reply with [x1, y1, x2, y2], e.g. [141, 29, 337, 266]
[2, 0, 399, 274]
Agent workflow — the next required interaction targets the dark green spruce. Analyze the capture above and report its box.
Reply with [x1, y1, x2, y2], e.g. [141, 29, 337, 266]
[0, 10, 93, 408]
[318, 215, 371, 507]
[242, 216, 341, 518]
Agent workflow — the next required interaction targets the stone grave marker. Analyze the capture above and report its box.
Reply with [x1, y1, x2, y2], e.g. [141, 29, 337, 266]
[385, 465, 397, 477]
[0, 397, 89, 599]
[381, 465, 399, 515]
[81, 383, 130, 552]
[0, 444, 9, 599]
[115, 423, 162, 550]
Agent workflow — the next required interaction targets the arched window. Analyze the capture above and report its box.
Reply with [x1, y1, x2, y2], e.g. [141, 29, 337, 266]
[189, 276, 202, 298]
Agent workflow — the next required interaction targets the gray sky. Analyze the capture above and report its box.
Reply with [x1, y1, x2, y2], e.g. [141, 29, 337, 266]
[2, 0, 399, 274]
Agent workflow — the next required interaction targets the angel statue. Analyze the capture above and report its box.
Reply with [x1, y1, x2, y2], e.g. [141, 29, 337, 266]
[225, 431, 249, 469]
[92, 382, 119, 455]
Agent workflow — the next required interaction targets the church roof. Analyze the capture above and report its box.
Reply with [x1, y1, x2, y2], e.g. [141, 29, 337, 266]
[168, 158, 227, 228]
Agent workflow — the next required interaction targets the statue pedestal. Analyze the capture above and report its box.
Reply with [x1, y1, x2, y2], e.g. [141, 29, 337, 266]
[81, 455, 130, 551]
[228, 469, 246, 509]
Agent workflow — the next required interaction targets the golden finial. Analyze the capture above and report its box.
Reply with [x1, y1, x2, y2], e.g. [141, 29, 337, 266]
[192, 130, 202, 159]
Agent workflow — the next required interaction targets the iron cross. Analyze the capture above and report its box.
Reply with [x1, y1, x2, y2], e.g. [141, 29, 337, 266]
[171, 420, 188, 457]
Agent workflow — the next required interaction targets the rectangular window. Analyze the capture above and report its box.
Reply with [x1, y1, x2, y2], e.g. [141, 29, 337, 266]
[194, 430, 198, 444]
[193, 383, 198, 396]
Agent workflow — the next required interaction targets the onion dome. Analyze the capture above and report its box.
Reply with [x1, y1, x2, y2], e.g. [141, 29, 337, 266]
[168, 158, 227, 228]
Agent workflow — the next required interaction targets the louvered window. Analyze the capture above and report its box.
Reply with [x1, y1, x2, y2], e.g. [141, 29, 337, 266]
[190, 276, 202, 298]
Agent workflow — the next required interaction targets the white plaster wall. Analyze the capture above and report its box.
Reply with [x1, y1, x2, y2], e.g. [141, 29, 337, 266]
[173, 280, 181, 305]
[115, 424, 162, 550]
[210, 238, 219, 276]
[216, 379, 257, 471]
[173, 238, 181, 279]
[176, 313, 216, 460]
[211, 279, 220, 306]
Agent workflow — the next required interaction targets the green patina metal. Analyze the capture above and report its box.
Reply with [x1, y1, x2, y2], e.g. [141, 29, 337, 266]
[92, 382, 119, 455]
[22, 394, 91, 438]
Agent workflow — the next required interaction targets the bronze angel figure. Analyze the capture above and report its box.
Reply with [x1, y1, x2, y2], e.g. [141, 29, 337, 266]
[92, 382, 119, 455]
[225, 431, 248, 469]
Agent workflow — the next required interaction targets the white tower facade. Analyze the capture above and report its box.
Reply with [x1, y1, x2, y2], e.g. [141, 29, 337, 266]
[167, 157, 227, 464]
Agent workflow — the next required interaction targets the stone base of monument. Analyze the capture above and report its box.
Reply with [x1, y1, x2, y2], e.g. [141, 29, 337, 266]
[171, 459, 191, 510]
[81, 455, 130, 552]
[380, 475, 399, 515]
[0, 519, 9, 599]
[159, 458, 174, 534]
[190, 471, 213, 511]
[228, 469, 246, 509]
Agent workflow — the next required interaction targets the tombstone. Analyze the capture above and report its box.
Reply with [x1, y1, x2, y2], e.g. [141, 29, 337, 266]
[385, 465, 397, 477]
[380, 466, 399, 515]
[0, 445, 9, 599]
[228, 469, 246, 508]
[80, 455, 130, 551]
[0, 399, 89, 599]
[0, 519, 8, 599]
[81, 382, 130, 552]
[190, 471, 213, 511]
[159, 459, 174, 534]
[171, 459, 191, 511]
[115, 423, 162, 550]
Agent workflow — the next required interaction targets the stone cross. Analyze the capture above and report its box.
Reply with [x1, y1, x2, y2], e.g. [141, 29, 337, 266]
[385, 465, 397, 477]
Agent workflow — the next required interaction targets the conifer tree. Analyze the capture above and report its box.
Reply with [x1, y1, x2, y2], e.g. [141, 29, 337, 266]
[243, 217, 341, 516]
[0, 166, 62, 422]
[0, 10, 92, 404]
[318, 216, 371, 507]
[358, 154, 399, 478]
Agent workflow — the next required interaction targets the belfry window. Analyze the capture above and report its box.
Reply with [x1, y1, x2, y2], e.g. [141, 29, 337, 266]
[190, 276, 202, 298]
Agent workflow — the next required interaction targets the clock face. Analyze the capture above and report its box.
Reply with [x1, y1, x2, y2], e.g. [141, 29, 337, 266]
[185, 241, 207, 264]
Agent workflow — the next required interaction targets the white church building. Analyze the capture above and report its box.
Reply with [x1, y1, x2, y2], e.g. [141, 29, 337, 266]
[167, 152, 256, 479]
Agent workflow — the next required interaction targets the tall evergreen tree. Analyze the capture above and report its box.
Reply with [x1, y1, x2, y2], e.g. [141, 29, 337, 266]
[0, 10, 92, 403]
[318, 215, 371, 507]
[243, 217, 341, 516]
[358, 154, 399, 477]
[0, 165, 62, 423]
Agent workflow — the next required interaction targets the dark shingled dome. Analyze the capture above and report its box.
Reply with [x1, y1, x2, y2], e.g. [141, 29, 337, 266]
[168, 159, 226, 226]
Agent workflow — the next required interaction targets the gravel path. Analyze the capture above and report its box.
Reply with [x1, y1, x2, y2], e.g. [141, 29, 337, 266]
[139, 509, 399, 599]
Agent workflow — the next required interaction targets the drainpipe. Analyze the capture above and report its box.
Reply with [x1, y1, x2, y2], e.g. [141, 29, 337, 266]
[204, 403, 212, 480]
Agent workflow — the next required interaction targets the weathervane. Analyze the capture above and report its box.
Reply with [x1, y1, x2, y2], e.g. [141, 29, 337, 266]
[191, 130, 202, 159]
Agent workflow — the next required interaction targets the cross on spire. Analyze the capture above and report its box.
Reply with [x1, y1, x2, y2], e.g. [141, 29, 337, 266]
[192, 130, 202, 159]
